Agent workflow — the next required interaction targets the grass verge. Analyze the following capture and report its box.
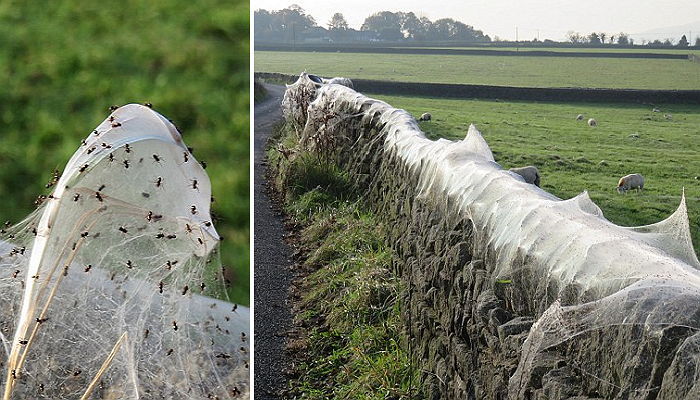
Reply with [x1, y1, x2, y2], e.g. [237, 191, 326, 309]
[266, 122, 420, 399]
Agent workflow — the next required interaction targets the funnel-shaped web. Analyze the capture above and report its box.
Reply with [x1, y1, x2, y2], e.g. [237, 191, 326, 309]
[0, 105, 248, 399]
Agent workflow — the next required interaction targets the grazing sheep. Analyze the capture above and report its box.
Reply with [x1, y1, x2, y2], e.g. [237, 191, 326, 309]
[419, 112, 432, 122]
[617, 173, 644, 193]
[510, 166, 541, 187]
[665, 113, 673, 120]
[652, 107, 661, 113]
[576, 114, 584, 121]
[323, 77, 354, 89]
[587, 118, 597, 127]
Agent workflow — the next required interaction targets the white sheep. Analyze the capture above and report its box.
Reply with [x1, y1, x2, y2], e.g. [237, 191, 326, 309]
[509, 166, 541, 187]
[652, 107, 661, 113]
[587, 118, 597, 127]
[617, 173, 644, 193]
[419, 112, 432, 121]
[322, 77, 354, 89]
[576, 114, 584, 121]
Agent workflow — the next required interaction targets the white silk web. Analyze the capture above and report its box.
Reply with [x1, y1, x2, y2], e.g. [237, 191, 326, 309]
[0, 104, 248, 399]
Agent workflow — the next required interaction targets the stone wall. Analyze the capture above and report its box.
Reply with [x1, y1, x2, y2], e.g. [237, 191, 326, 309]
[282, 77, 700, 399]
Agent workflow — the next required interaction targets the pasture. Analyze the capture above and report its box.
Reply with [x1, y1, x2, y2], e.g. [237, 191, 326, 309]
[254, 50, 700, 89]
[0, 1, 250, 304]
[368, 93, 700, 255]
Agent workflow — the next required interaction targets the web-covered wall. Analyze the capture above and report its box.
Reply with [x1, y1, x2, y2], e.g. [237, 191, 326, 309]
[283, 73, 700, 399]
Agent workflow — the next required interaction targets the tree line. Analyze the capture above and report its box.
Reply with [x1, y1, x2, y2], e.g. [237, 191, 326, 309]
[254, 5, 490, 43]
[566, 31, 699, 48]
[254, 5, 700, 48]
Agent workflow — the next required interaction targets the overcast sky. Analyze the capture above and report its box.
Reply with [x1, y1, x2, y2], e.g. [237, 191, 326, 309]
[254, 0, 700, 42]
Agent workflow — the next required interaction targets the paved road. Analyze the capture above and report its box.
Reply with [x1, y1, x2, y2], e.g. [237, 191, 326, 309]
[253, 84, 293, 399]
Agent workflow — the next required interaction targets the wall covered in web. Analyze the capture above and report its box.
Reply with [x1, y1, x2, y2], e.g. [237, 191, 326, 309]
[283, 73, 700, 400]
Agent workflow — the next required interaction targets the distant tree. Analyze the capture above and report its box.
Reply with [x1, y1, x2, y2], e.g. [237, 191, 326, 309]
[663, 38, 673, 47]
[587, 32, 601, 45]
[254, 6, 317, 43]
[616, 33, 630, 45]
[696, 37, 700, 47]
[599, 32, 606, 44]
[566, 31, 583, 44]
[400, 12, 429, 40]
[278, 4, 316, 31]
[361, 11, 404, 41]
[678, 34, 689, 47]
[328, 13, 348, 31]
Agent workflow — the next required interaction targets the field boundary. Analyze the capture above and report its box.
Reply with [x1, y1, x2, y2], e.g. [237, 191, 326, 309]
[255, 72, 700, 104]
[255, 44, 691, 59]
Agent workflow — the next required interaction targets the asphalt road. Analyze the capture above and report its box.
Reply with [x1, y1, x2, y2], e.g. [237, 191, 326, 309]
[253, 84, 293, 399]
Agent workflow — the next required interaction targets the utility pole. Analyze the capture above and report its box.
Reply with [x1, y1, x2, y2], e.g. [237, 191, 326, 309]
[516, 26, 519, 51]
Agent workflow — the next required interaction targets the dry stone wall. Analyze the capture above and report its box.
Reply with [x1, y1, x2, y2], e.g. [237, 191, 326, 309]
[283, 74, 700, 400]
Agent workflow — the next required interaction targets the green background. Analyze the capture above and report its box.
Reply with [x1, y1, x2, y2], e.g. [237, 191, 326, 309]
[0, 0, 250, 305]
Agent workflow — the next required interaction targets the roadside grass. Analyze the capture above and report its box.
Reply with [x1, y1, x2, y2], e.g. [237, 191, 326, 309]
[370, 93, 700, 256]
[254, 50, 700, 89]
[267, 123, 420, 399]
[0, 1, 250, 304]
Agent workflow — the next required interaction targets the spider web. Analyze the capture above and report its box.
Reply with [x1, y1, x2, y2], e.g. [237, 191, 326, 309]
[0, 105, 248, 399]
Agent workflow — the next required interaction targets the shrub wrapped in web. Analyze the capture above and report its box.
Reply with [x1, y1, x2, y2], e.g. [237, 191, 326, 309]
[0, 104, 248, 399]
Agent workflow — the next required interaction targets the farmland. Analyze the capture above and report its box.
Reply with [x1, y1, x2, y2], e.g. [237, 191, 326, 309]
[255, 50, 700, 89]
[0, 1, 250, 304]
[368, 93, 700, 255]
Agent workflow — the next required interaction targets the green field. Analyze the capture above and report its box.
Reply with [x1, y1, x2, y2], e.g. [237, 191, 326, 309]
[0, 1, 250, 304]
[255, 51, 700, 89]
[366, 93, 700, 255]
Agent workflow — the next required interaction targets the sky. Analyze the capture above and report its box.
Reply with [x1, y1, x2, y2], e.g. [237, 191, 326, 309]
[254, 0, 700, 42]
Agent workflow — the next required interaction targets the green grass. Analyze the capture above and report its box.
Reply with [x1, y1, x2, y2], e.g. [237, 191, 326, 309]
[254, 50, 700, 89]
[368, 93, 700, 256]
[267, 124, 420, 399]
[0, 1, 250, 305]
[290, 200, 418, 400]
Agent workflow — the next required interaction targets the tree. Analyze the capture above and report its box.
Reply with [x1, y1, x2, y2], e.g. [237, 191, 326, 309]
[616, 33, 630, 45]
[678, 34, 689, 47]
[361, 11, 404, 41]
[400, 12, 428, 40]
[599, 32, 606, 44]
[696, 37, 700, 47]
[587, 32, 601, 45]
[566, 31, 583, 44]
[253, 6, 316, 43]
[328, 13, 348, 31]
